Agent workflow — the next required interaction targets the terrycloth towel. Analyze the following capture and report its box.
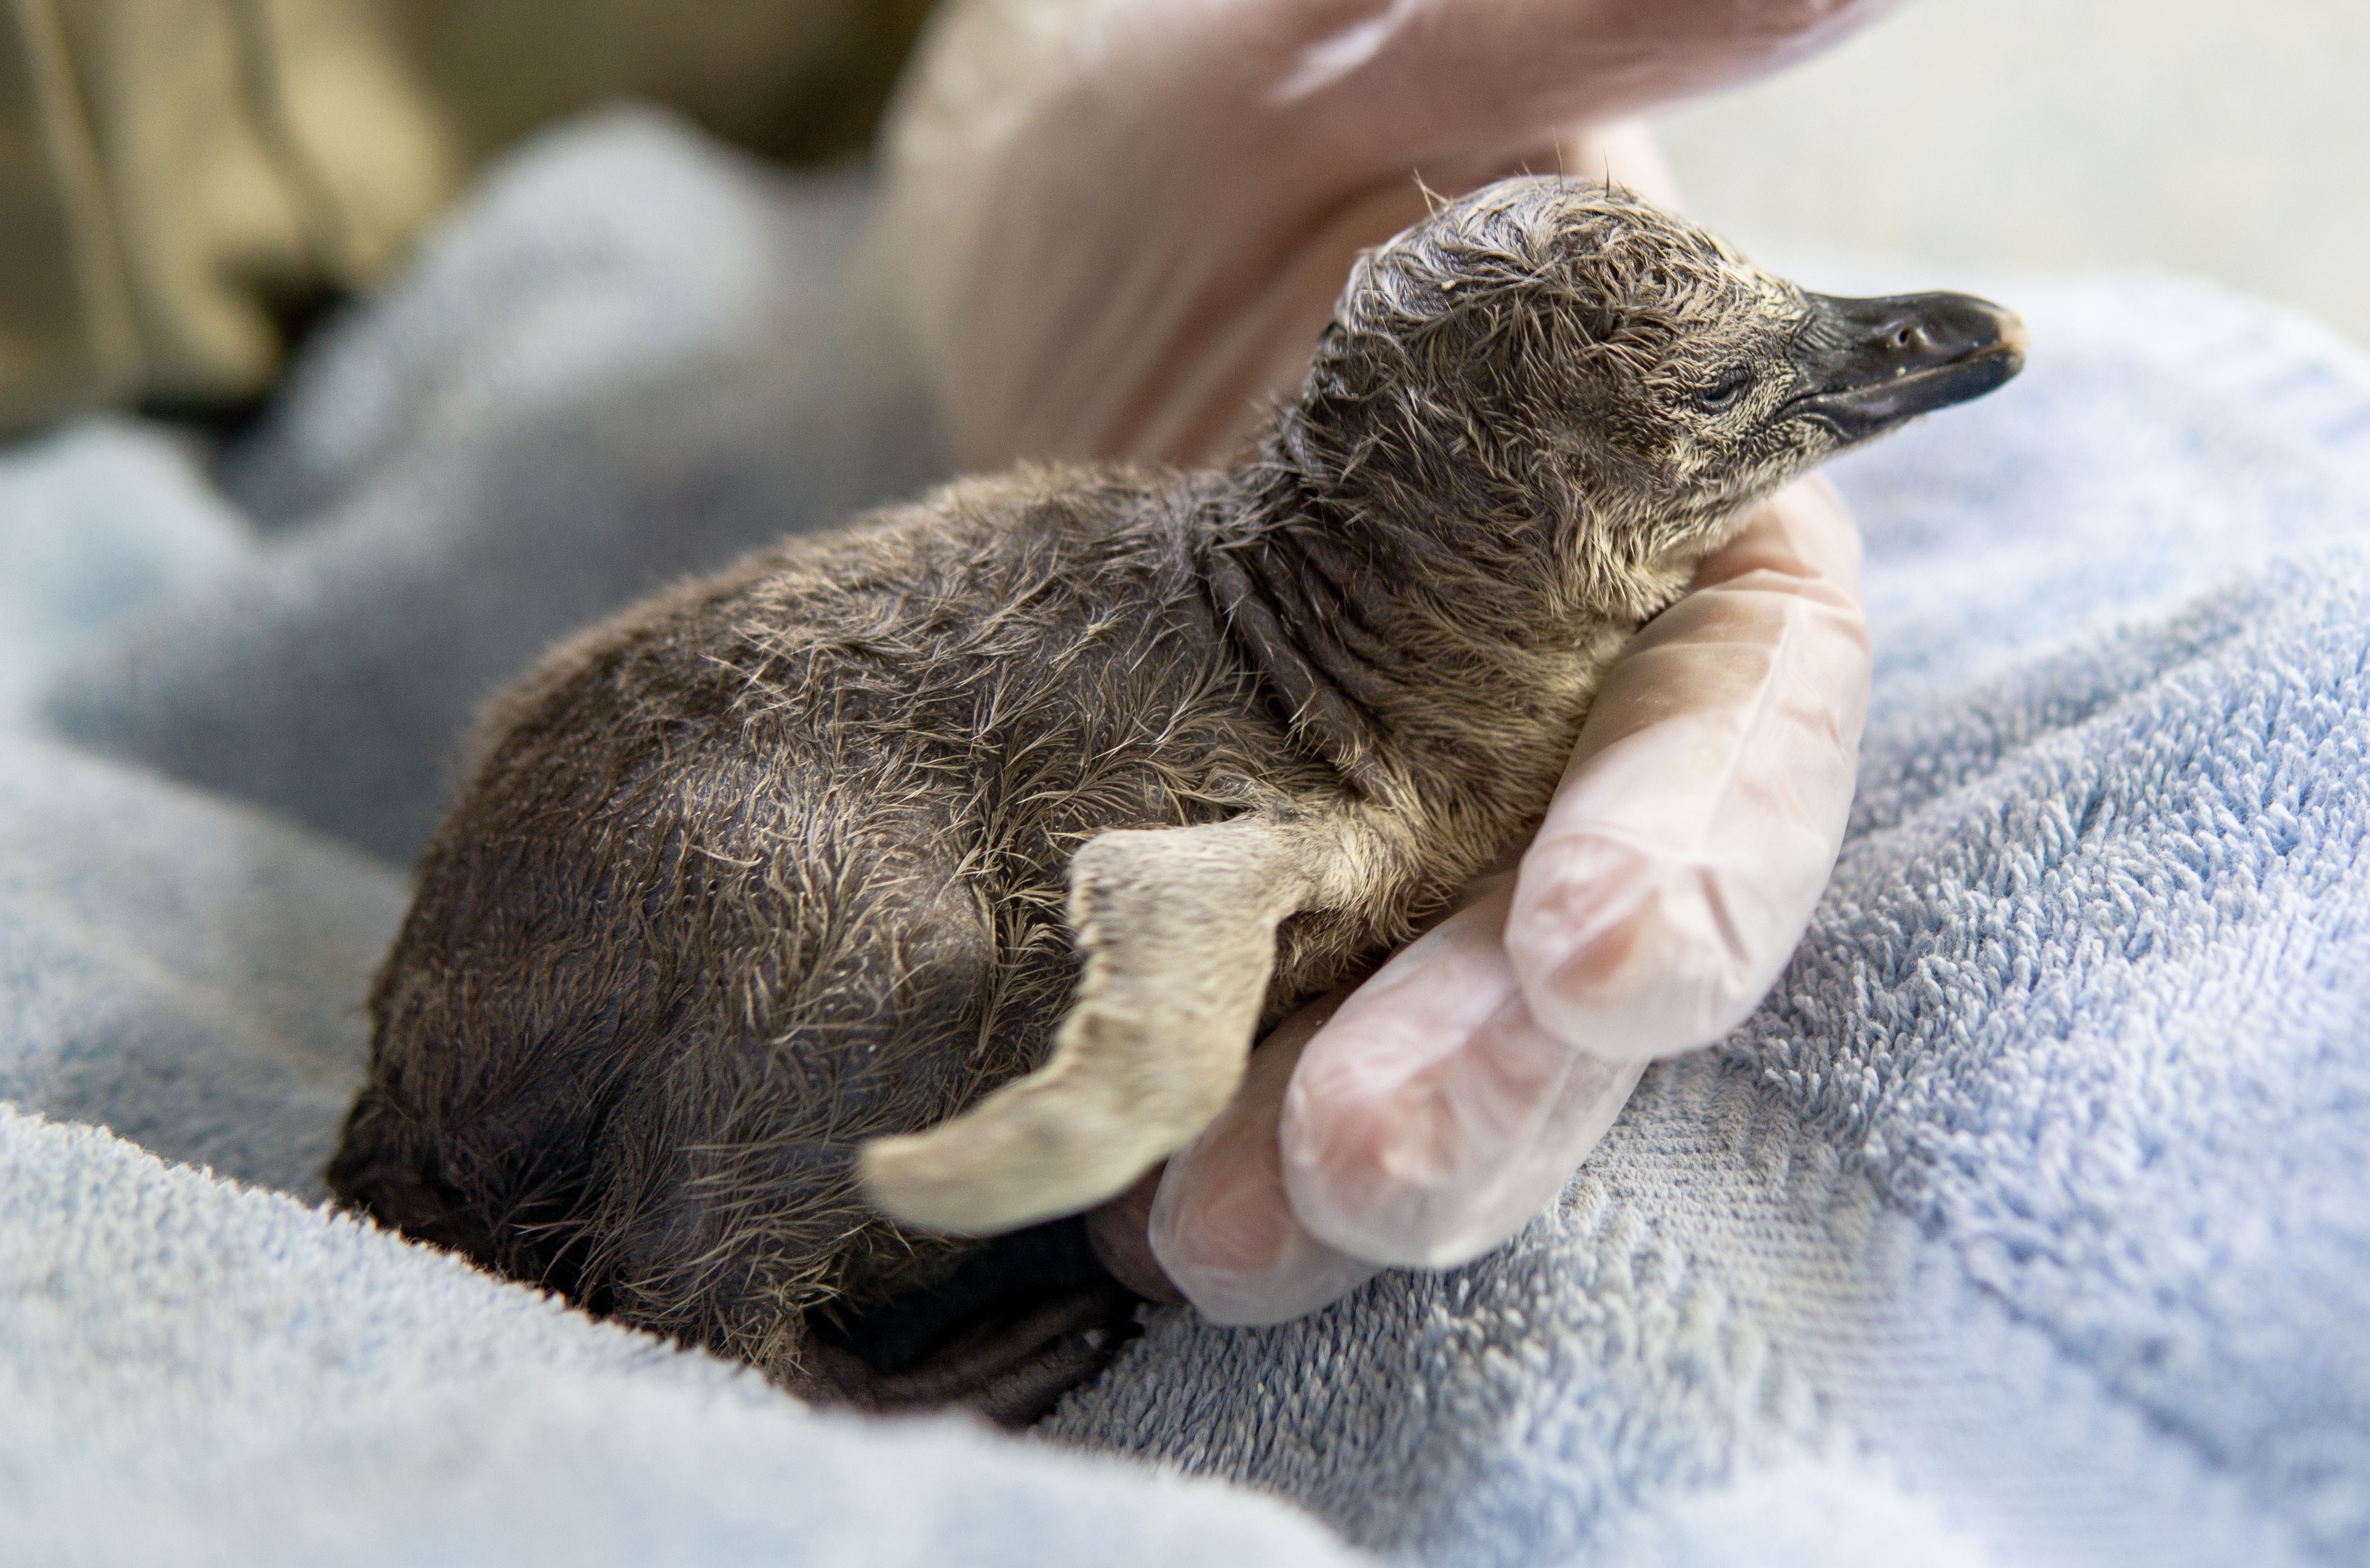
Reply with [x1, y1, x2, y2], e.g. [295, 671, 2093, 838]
[4, 110, 2367, 1567]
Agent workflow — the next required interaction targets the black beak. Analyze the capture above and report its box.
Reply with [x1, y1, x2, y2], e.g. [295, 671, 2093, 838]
[1785, 292, 2026, 443]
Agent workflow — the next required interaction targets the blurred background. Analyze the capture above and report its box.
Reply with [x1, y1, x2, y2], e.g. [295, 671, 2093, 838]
[1655, 0, 2369, 345]
[3, 0, 2363, 436]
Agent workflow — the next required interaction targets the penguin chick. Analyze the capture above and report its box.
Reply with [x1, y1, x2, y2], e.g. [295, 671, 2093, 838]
[327, 177, 2024, 1420]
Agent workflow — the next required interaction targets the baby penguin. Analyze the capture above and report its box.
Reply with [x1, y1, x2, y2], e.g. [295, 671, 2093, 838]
[329, 178, 2023, 1422]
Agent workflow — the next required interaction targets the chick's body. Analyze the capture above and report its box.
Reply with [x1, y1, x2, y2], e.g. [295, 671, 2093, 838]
[336, 462, 1573, 1377]
[329, 177, 2024, 1417]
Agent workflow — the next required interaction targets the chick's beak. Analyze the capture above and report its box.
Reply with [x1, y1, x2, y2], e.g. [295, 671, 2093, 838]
[1785, 291, 2027, 442]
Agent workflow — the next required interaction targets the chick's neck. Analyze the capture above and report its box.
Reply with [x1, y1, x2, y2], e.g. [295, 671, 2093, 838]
[1202, 444, 1632, 817]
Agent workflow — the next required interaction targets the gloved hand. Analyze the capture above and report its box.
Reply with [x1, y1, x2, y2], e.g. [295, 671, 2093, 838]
[879, 0, 1903, 470]
[1152, 476, 1869, 1316]
[874, 0, 1894, 1320]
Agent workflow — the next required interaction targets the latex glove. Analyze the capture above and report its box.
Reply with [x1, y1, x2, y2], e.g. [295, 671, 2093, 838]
[1151, 477, 1869, 1312]
[874, 0, 1894, 1317]
[877, 0, 1906, 469]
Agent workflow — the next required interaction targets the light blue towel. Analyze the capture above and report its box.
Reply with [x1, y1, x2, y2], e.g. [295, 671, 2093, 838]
[3, 110, 2366, 1567]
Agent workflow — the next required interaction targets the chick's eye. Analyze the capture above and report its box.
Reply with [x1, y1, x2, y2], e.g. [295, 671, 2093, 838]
[1699, 372, 1753, 411]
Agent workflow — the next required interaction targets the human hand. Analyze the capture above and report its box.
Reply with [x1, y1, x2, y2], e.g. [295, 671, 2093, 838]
[878, 0, 1904, 468]
[1149, 476, 1870, 1317]
[874, 0, 1890, 1318]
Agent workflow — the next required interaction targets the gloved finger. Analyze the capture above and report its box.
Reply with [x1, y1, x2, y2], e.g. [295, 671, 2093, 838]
[1276, 878, 1648, 1268]
[1083, 1164, 1187, 1306]
[1147, 987, 1385, 1324]
[1505, 473, 1870, 1058]
[1278, 477, 1868, 1267]
[877, 0, 1907, 468]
